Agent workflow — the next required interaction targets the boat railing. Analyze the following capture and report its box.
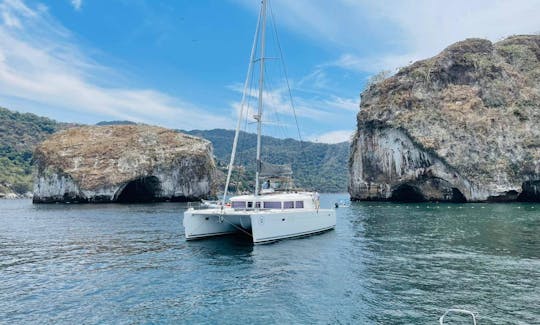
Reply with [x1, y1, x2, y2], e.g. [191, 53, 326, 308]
[439, 309, 477, 325]
[188, 201, 222, 210]
[232, 206, 310, 212]
[187, 201, 312, 211]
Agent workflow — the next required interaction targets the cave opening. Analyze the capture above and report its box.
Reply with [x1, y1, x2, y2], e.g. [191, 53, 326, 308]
[451, 188, 467, 203]
[390, 184, 426, 202]
[115, 176, 162, 203]
[517, 180, 540, 202]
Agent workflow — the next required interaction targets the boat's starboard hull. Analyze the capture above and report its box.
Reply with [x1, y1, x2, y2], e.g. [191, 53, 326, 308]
[250, 209, 335, 244]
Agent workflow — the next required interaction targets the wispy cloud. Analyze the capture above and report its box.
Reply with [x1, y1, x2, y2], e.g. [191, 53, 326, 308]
[226, 79, 359, 140]
[308, 130, 353, 144]
[235, 0, 540, 73]
[70, 0, 82, 11]
[322, 95, 358, 112]
[228, 81, 359, 123]
[228, 83, 332, 121]
[0, 0, 232, 130]
[327, 53, 419, 74]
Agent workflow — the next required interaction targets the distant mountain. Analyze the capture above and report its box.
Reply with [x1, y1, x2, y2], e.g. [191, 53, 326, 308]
[0, 107, 349, 196]
[0, 107, 75, 195]
[184, 129, 349, 192]
[96, 120, 137, 126]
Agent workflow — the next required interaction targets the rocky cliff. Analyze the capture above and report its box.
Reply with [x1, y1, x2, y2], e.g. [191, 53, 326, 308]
[349, 35, 540, 202]
[33, 125, 215, 203]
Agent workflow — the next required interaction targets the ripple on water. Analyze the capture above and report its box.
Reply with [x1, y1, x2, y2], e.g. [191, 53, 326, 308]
[0, 198, 538, 324]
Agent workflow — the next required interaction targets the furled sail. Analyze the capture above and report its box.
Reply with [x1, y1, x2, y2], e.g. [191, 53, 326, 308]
[259, 160, 293, 178]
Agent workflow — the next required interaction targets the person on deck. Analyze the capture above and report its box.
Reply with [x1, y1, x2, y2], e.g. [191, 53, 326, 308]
[314, 191, 320, 210]
[263, 179, 271, 189]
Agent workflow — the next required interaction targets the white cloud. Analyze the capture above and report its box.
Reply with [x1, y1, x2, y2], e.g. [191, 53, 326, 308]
[1, 10, 20, 27]
[235, 0, 540, 72]
[328, 53, 419, 74]
[0, 0, 233, 130]
[228, 83, 333, 123]
[309, 130, 354, 144]
[70, 0, 82, 11]
[322, 95, 358, 112]
[228, 80, 360, 127]
[364, 0, 540, 71]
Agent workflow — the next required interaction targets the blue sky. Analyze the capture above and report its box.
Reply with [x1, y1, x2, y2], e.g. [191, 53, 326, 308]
[0, 0, 539, 143]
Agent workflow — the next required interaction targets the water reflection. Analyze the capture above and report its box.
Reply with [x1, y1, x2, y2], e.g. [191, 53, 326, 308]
[0, 198, 538, 324]
[348, 201, 539, 323]
[186, 235, 254, 259]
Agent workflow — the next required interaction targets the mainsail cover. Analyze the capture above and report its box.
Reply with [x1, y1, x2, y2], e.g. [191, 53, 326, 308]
[259, 160, 293, 178]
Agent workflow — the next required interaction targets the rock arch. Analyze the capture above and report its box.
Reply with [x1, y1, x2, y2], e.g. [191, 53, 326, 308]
[451, 187, 467, 203]
[390, 184, 425, 202]
[114, 176, 162, 203]
[390, 179, 467, 203]
[517, 180, 540, 202]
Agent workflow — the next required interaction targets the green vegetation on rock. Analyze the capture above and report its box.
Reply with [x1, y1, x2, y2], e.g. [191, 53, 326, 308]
[350, 35, 540, 202]
[0, 108, 350, 197]
[185, 129, 349, 193]
[0, 107, 73, 195]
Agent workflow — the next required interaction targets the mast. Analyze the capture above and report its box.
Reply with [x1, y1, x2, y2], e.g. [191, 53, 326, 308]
[255, 0, 267, 197]
[222, 4, 261, 204]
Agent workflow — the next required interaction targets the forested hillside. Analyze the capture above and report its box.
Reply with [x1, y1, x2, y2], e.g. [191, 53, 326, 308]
[0, 107, 349, 197]
[0, 107, 74, 195]
[185, 129, 349, 192]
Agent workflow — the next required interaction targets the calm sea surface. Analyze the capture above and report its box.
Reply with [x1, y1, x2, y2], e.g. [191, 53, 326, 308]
[0, 194, 538, 324]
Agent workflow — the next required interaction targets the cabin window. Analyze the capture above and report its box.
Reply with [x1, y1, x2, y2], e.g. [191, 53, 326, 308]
[247, 201, 253, 208]
[255, 202, 261, 208]
[295, 201, 304, 208]
[263, 201, 281, 209]
[283, 201, 294, 209]
[232, 201, 246, 209]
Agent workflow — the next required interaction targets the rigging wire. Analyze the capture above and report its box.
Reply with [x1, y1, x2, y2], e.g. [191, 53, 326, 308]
[222, 3, 262, 202]
[264, 62, 289, 140]
[268, 0, 309, 188]
[267, 15, 290, 140]
[231, 0, 309, 194]
[268, 1, 305, 145]
[234, 30, 260, 194]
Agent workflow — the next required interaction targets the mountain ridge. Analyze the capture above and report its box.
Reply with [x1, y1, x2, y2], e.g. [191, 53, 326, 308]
[0, 108, 350, 196]
[184, 129, 349, 193]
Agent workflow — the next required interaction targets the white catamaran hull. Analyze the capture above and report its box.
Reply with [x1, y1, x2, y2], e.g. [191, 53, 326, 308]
[183, 208, 336, 244]
[182, 1, 337, 245]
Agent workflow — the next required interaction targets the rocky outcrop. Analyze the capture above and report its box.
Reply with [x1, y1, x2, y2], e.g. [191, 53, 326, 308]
[33, 125, 215, 203]
[349, 35, 540, 202]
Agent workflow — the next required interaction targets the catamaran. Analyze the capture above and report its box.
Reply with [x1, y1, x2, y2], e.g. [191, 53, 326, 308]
[183, 0, 336, 244]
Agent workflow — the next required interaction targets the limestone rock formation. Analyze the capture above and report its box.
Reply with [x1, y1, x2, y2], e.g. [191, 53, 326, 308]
[349, 35, 540, 202]
[33, 125, 215, 203]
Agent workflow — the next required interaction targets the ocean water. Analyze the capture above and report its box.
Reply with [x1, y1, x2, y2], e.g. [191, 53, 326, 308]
[0, 194, 538, 324]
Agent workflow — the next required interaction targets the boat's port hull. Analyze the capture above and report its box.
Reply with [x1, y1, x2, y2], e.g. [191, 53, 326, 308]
[183, 208, 336, 244]
[183, 212, 251, 240]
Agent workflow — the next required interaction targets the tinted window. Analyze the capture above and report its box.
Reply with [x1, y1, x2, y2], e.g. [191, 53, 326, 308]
[283, 201, 294, 209]
[232, 201, 246, 208]
[263, 201, 281, 209]
[247, 201, 253, 208]
[295, 201, 304, 208]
